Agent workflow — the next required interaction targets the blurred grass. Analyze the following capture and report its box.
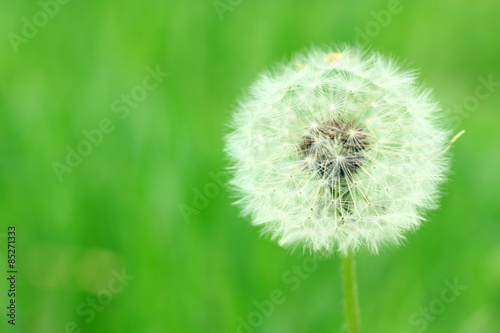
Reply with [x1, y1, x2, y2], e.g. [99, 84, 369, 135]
[1, 0, 500, 332]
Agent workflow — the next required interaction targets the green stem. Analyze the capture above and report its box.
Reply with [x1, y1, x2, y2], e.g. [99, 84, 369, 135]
[341, 251, 361, 333]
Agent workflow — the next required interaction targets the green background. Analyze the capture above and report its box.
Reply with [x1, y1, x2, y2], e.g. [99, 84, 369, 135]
[1, 0, 499, 332]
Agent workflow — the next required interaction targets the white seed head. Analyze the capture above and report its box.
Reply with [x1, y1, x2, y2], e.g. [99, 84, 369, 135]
[225, 46, 451, 256]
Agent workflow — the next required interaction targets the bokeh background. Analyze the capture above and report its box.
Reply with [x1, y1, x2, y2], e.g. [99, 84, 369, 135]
[1, 0, 500, 332]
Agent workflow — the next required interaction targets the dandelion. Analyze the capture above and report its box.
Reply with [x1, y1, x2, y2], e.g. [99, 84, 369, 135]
[225, 45, 460, 332]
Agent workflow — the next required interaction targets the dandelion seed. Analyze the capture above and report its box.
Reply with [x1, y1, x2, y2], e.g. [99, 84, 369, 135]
[225, 45, 452, 256]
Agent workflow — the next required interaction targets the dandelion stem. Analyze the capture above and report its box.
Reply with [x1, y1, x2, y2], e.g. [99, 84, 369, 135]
[341, 251, 360, 333]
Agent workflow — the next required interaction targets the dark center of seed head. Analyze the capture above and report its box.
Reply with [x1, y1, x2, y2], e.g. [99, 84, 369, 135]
[300, 120, 370, 180]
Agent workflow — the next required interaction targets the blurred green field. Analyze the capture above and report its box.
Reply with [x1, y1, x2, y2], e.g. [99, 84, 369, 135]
[1, 0, 500, 332]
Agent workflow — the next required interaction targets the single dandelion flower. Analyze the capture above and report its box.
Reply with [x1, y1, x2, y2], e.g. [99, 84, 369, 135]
[225, 45, 460, 332]
[226, 46, 451, 254]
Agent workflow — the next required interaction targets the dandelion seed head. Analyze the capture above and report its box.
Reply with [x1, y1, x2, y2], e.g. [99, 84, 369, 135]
[225, 45, 451, 256]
